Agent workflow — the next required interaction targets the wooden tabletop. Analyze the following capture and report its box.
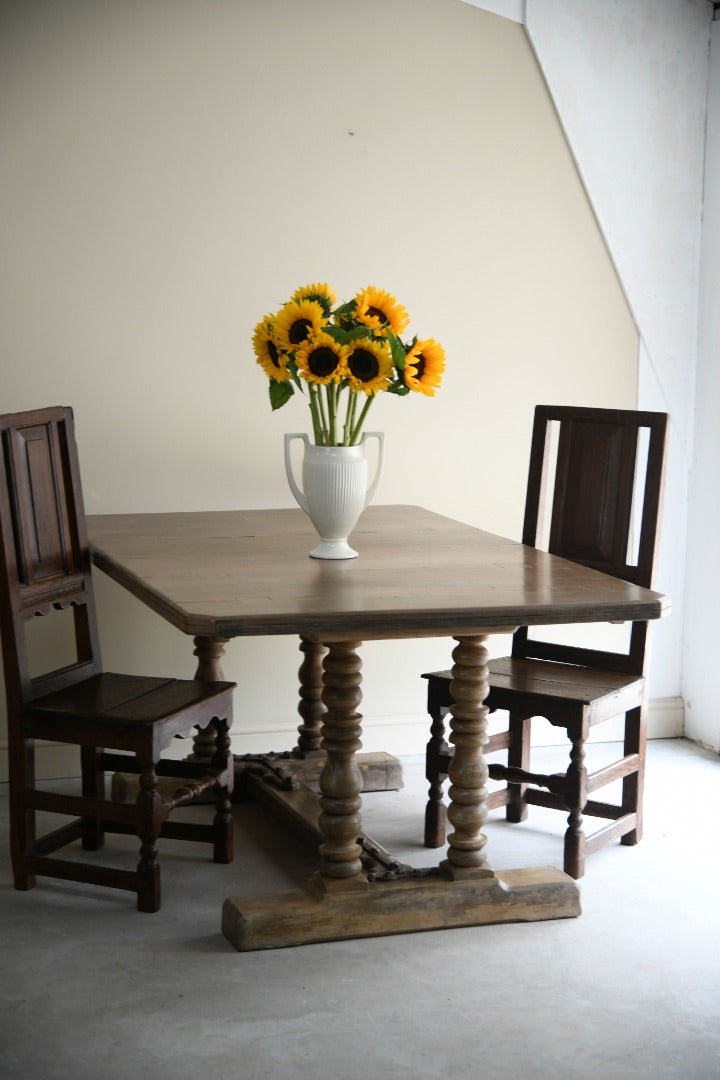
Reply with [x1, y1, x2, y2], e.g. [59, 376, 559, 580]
[86, 505, 669, 640]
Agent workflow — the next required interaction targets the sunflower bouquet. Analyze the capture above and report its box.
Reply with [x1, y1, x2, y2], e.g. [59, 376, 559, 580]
[252, 283, 445, 446]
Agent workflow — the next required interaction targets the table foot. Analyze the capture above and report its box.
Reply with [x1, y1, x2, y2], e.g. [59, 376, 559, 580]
[221, 865, 581, 952]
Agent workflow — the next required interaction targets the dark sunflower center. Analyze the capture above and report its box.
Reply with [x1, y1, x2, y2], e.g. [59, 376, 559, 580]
[267, 340, 280, 367]
[289, 318, 313, 345]
[348, 348, 379, 382]
[308, 346, 340, 377]
[366, 305, 388, 324]
[412, 354, 426, 379]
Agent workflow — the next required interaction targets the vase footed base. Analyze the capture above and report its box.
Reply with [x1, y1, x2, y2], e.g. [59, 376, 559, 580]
[309, 538, 359, 560]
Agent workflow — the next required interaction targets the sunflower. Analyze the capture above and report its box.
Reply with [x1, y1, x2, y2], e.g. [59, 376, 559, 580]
[403, 338, 446, 396]
[274, 299, 327, 351]
[345, 338, 393, 395]
[296, 332, 348, 386]
[291, 282, 337, 318]
[353, 286, 409, 337]
[252, 316, 291, 382]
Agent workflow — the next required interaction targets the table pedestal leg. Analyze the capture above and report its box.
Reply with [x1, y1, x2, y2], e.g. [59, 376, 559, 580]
[295, 637, 326, 754]
[188, 635, 230, 761]
[442, 635, 495, 880]
[317, 641, 364, 880]
[222, 635, 581, 952]
[286, 637, 402, 792]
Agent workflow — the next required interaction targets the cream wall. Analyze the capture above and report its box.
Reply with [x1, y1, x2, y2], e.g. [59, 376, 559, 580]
[0, 0, 638, 772]
[684, 17, 720, 752]
[522, 0, 712, 748]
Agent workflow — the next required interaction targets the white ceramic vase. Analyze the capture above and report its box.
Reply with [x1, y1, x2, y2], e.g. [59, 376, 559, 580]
[284, 432, 384, 559]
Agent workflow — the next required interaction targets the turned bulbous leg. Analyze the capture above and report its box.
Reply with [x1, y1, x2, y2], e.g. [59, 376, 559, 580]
[444, 636, 494, 879]
[190, 635, 230, 761]
[317, 641, 364, 881]
[295, 637, 327, 755]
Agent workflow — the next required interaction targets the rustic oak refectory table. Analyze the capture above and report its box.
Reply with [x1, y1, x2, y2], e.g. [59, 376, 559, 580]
[87, 505, 668, 950]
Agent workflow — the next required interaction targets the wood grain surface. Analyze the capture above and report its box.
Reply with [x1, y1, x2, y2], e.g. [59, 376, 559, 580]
[87, 505, 668, 640]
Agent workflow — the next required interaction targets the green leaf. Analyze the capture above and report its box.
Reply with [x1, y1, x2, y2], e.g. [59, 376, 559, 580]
[323, 324, 351, 345]
[345, 326, 373, 342]
[269, 380, 294, 411]
[388, 382, 411, 396]
[289, 362, 304, 392]
[323, 324, 373, 346]
[387, 330, 406, 369]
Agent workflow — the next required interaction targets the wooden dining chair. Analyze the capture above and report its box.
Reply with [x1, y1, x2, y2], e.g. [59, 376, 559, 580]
[422, 404, 668, 878]
[0, 406, 236, 911]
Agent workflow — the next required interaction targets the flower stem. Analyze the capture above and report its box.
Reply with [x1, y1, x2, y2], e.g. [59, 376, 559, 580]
[308, 392, 321, 445]
[343, 391, 358, 445]
[350, 394, 374, 444]
[317, 386, 330, 444]
[309, 386, 326, 445]
[327, 383, 338, 445]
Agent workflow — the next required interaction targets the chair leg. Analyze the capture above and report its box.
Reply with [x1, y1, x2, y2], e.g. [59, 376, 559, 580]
[620, 703, 646, 846]
[81, 745, 105, 851]
[211, 719, 234, 864]
[424, 703, 450, 848]
[505, 711, 530, 823]
[563, 725, 589, 880]
[136, 760, 163, 913]
[10, 735, 36, 891]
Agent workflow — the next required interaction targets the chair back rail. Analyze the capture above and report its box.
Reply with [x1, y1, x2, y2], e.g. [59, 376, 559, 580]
[0, 406, 102, 706]
[1, 405, 235, 911]
[514, 405, 668, 676]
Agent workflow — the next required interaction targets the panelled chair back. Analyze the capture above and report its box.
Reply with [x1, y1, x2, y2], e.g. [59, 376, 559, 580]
[0, 406, 236, 911]
[422, 405, 668, 878]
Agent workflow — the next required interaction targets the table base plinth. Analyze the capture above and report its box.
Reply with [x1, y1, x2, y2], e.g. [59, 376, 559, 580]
[110, 750, 402, 805]
[245, 749, 403, 795]
[221, 865, 581, 952]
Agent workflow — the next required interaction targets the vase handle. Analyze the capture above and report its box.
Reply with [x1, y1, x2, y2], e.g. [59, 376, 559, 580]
[361, 431, 384, 509]
[284, 432, 311, 513]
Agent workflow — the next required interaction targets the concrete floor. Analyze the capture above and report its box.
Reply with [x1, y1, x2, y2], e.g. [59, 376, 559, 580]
[1, 738, 718, 1080]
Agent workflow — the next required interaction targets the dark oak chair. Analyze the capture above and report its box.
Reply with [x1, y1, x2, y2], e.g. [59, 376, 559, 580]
[422, 405, 668, 878]
[0, 406, 236, 911]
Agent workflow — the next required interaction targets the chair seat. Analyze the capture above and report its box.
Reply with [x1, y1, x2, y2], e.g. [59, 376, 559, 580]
[25, 672, 236, 749]
[424, 658, 645, 726]
[487, 657, 642, 706]
[426, 658, 642, 701]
